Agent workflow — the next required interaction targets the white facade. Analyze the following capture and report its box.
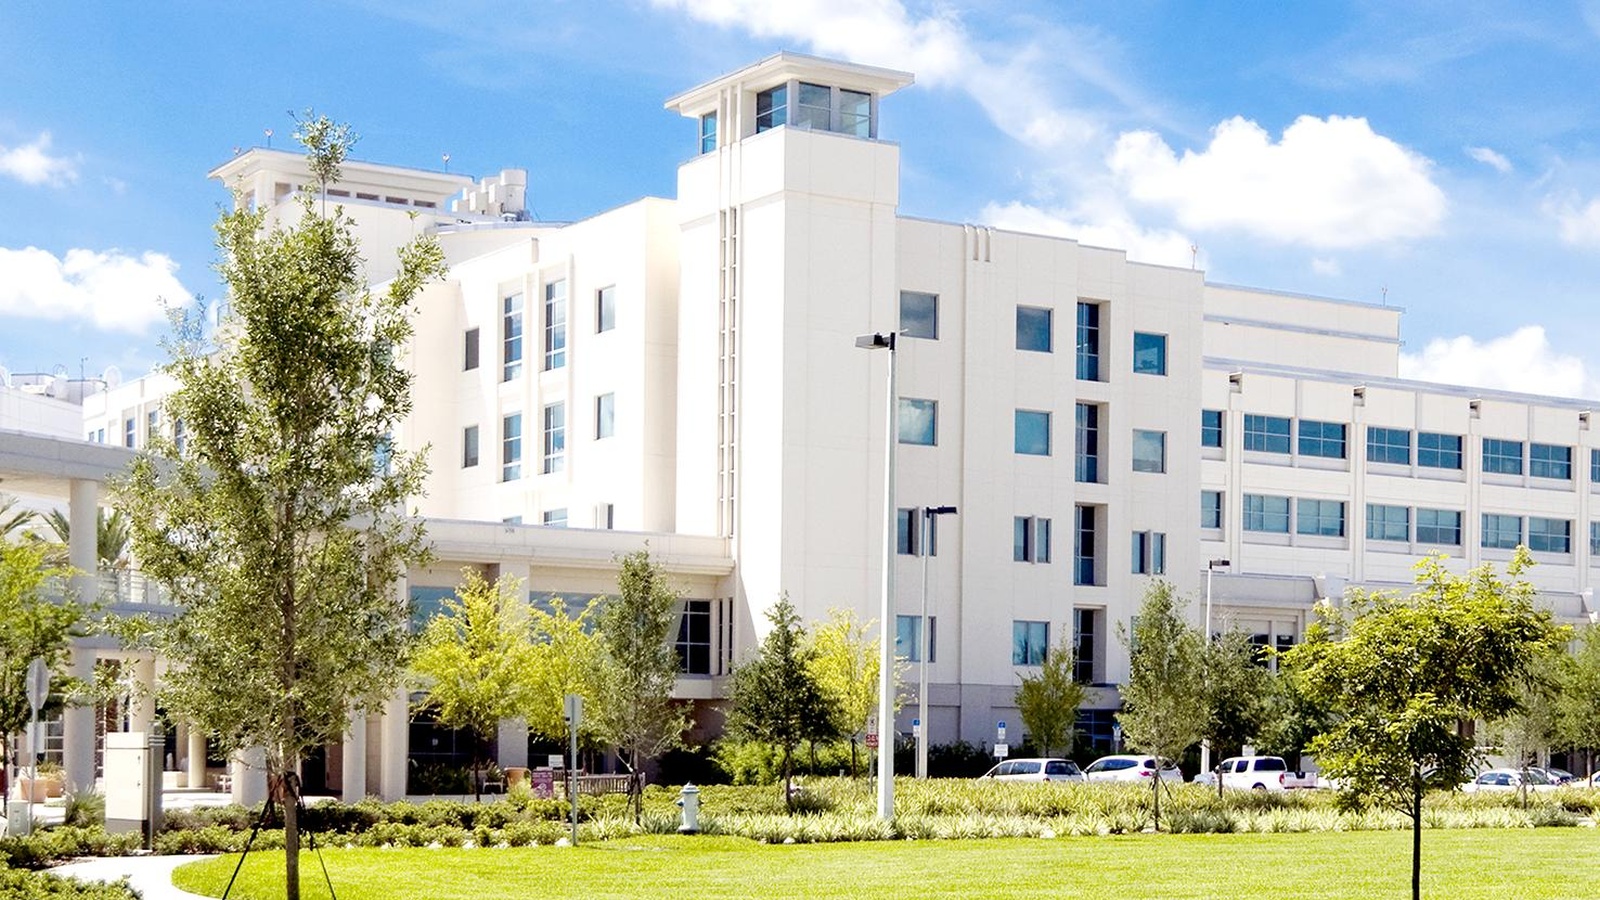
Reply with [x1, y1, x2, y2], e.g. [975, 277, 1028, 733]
[69, 52, 1600, 771]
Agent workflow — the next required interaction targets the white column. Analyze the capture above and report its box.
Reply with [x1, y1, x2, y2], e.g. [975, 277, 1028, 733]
[63, 644, 97, 791]
[186, 727, 207, 791]
[231, 748, 267, 807]
[497, 718, 528, 770]
[341, 707, 367, 803]
[379, 687, 409, 800]
[128, 655, 157, 735]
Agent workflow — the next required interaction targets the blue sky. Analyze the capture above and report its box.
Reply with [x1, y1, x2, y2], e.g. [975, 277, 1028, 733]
[5, 1, 1600, 396]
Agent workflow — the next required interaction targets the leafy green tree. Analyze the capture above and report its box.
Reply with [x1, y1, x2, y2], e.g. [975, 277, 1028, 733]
[1116, 580, 1207, 830]
[0, 541, 84, 787]
[1486, 647, 1568, 804]
[807, 607, 881, 777]
[523, 596, 611, 749]
[1199, 628, 1274, 764]
[410, 571, 535, 800]
[728, 596, 838, 810]
[1014, 634, 1085, 758]
[595, 549, 692, 821]
[1281, 551, 1567, 900]
[1557, 624, 1600, 778]
[116, 114, 444, 900]
[1254, 666, 1335, 766]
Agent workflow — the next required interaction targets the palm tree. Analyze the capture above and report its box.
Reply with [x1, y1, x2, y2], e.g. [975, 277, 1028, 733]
[42, 507, 132, 569]
[0, 494, 37, 541]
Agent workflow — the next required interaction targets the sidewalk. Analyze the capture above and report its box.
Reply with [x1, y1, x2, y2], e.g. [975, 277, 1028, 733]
[52, 855, 218, 900]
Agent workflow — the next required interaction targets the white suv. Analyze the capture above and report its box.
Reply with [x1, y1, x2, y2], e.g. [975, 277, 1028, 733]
[1218, 755, 1289, 791]
[979, 758, 1086, 782]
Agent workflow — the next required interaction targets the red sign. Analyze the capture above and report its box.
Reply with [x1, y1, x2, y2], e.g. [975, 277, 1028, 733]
[865, 733, 879, 749]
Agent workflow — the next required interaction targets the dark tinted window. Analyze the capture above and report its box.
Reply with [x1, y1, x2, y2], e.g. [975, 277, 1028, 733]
[1256, 758, 1287, 771]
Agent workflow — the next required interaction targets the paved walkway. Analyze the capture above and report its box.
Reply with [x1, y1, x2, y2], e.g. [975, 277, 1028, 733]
[52, 855, 219, 899]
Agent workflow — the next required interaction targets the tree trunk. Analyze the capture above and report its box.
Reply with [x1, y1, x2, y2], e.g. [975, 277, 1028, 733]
[282, 768, 301, 900]
[782, 744, 793, 814]
[1152, 771, 1161, 833]
[1411, 778, 1422, 900]
[850, 737, 859, 778]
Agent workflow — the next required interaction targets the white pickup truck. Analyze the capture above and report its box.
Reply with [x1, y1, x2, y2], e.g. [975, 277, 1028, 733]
[1217, 755, 1318, 791]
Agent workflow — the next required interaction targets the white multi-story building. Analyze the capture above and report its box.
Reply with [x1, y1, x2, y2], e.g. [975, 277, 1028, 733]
[54, 51, 1596, 798]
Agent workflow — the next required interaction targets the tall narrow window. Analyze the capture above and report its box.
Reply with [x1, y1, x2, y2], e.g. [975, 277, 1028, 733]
[464, 327, 480, 371]
[502, 413, 522, 482]
[1015, 409, 1051, 456]
[543, 403, 565, 474]
[502, 293, 523, 381]
[1075, 302, 1101, 381]
[596, 286, 616, 333]
[123, 417, 135, 448]
[899, 291, 938, 339]
[1591, 521, 1600, 556]
[1073, 608, 1098, 683]
[147, 410, 159, 443]
[544, 280, 567, 370]
[173, 419, 187, 455]
[462, 425, 479, 468]
[1201, 410, 1223, 449]
[899, 509, 919, 556]
[699, 112, 717, 154]
[1016, 306, 1052, 352]
[1075, 403, 1099, 482]
[1074, 505, 1097, 585]
[595, 393, 615, 440]
[677, 600, 713, 674]
[1200, 490, 1223, 529]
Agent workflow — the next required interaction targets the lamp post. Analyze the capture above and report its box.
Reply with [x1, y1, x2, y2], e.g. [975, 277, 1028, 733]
[917, 505, 958, 779]
[855, 331, 897, 819]
[1200, 558, 1230, 776]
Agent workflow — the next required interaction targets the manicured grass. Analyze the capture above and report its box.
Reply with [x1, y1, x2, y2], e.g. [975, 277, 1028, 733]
[173, 829, 1599, 899]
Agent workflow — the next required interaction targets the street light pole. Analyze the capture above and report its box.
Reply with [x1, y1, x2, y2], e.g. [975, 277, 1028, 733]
[917, 505, 957, 779]
[856, 331, 898, 820]
[1201, 558, 1230, 776]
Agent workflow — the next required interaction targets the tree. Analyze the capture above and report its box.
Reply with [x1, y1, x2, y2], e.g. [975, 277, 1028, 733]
[1, 494, 36, 540]
[1199, 629, 1274, 764]
[595, 550, 692, 822]
[116, 115, 444, 900]
[42, 507, 132, 569]
[1116, 580, 1207, 830]
[0, 541, 84, 789]
[807, 608, 881, 777]
[1557, 624, 1600, 778]
[1485, 647, 1567, 805]
[410, 571, 535, 801]
[523, 596, 611, 749]
[727, 596, 837, 810]
[1014, 634, 1086, 758]
[1281, 551, 1567, 900]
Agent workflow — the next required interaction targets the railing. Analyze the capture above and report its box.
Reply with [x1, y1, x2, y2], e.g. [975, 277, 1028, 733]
[98, 569, 174, 607]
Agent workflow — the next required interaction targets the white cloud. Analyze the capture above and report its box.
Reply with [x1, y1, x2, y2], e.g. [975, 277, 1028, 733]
[1547, 195, 1600, 247]
[1108, 115, 1446, 249]
[0, 247, 187, 333]
[981, 200, 1198, 269]
[0, 132, 79, 186]
[1311, 257, 1341, 276]
[1399, 326, 1595, 399]
[1466, 146, 1512, 174]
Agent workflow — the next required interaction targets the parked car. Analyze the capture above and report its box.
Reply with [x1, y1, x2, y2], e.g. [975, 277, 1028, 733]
[1460, 768, 1559, 793]
[1217, 755, 1289, 791]
[979, 758, 1086, 782]
[1083, 755, 1182, 783]
[1535, 766, 1578, 785]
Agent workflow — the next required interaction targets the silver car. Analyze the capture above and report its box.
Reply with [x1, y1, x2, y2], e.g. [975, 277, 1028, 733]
[979, 758, 1086, 782]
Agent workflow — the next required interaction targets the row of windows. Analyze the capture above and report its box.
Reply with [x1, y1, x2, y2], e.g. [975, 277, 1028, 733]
[469, 396, 616, 474]
[898, 399, 1169, 478]
[1011, 507, 1106, 588]
[754, 81, 873, 139]
[461, 283, 617, 379]
[899, 292, 1167, 377]
[99, 409, 185, 454]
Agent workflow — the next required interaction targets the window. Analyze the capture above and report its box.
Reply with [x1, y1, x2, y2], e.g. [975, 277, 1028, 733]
[899, 508, 919, 556]
[1481, 513, 1522, 549]
[1016, 306, 1052, 352]
[543, 403, 565, 474]
[501, 413, 522, 481]
[1132, 332, 1167, 375]
[1593, 449, 1600, 484]
[1243, 494, 1290, 533]
[1131, 531, 1166, 575]
[698, 112, 717, 154]
[544, 280, 567, 371]
[1073, 608, 1098, 683]
[596, 286, 616, 333]
[542, 508, 568, 527]
[502, 293, 523, 381]
[1243, 414, 1291, 454]
[1012, 621, 1048, 666]
[1416, 508, 1462, 546]
[1296, 499, 1345, 537]
[597, 503, 615, 530]
[1201, 410, 1223, 448]
[123, 417, 135, 448]
[1366, 504, 1409, 542]
[147, 410, 159, 443]
[1418, 432, 1463, 469]
[899, 291, 937, 339]
[895, 615, 936, 662]
[839, 88, 872, 137]
[794, 81, 831, 130]
[1528, 517, 1572, 553]
[1200, 490, 1223, 529]
[1367, 427, 1411, 464]
[1483, 438, 1523, 475]
[899, 398, 937, 445]
[1074, 505, 1096, 585]
[755, 84, 788, 132]
[677, 600, 712, 674]
[1132, 430, 1166, 473]
[173, 419, 186, 455]
[595, 393, 615, 440]
[1530, 443, 1572, 479]
[1015, 409, 1051, 456]
[1591, 520, 1600, 556]
[1075, 403, 1099, 481]
[464, 327, 480, 371]
[463, 425, 479, 468]
[1076, 302, 1101, 380]
[1298, 420, 1346, 459]
[1013, 516, 1051, 563]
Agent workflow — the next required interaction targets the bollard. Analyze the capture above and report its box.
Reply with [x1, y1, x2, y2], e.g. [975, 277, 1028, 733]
[676, 783, 701, 834]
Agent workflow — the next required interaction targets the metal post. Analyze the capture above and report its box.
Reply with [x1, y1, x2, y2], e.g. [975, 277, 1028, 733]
[856, 331, 898, 820]
[1201, 559, 1229, 776]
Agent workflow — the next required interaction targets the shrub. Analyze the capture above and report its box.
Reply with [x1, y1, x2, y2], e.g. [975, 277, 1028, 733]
[0, 868, 139, 900]
[0, 827, 143, 870]
[61, 789, 105, 829]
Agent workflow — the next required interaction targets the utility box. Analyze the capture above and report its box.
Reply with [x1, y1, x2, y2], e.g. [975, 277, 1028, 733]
[104, 729, 164, 847]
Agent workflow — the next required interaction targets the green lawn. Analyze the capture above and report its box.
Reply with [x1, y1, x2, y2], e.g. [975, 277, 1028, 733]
[173, 829, 1600, 899]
